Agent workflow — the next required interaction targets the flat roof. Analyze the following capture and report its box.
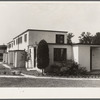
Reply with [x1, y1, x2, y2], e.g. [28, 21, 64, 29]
[48, 43, 71, 45]
[7, 41, 13, 44]
[13, 29, 68, 39]
[72, 43, 100, 45]
[48, 43, 100, 46]
[8, 50, 25, 52]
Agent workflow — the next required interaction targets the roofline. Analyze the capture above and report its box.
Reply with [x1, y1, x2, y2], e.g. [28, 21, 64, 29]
[48, 43, 71, 45]
[72, 43, 100, 46]
[8, 50, 25, 52]
[13, 29, 68, 39]
[7, 41, 13, 44]
[48, 43, 100, 46]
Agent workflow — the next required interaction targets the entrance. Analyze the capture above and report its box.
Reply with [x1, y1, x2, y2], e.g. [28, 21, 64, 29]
[92, 47, 100, 70]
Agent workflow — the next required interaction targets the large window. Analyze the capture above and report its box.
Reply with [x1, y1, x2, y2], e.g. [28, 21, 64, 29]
[54, 48, 67, 62]
[56, 35, 64, 44]
[24, 34, 27, 42]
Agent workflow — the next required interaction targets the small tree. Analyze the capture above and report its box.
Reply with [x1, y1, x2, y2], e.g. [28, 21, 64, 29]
[37, 39, 49, 75]
[67, 33, 74, 44]
[92, 32, 100, 44]
[79, 32, 93, 44]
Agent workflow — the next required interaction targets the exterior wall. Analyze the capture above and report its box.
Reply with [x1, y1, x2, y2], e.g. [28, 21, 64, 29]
[3, 53, 8, 63]
[7, 32, 29, 52]
[14, 51, 25, 68]
[26, 46, 34, 69]
[72, 45, 90, 71]
[7, 41, 14, 52]
[78, 45, 90, 71]
[18, 32, 29, 51]
[48, 44, 72, 65]
[72, 45, 79, 63]
[8, 51, 14, 65]
[13, 32, 29, 51]
[13, 38, 19, 50]
[29, 31, 67, 46]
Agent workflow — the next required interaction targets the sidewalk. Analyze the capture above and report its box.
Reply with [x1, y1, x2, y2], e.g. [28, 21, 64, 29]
[2, 63, 11, 69]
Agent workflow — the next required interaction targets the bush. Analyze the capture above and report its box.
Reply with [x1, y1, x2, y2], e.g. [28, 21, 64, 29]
[45, 63, 61, 76]
[68, 61, 79, 75]
[37, 39, 49, 74]
[77, 67, 87, 75]
[45, 60, 88, 76]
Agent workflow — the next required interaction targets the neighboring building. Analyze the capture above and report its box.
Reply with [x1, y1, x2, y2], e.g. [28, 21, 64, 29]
[0, 45, 7, 61]
[6, 29, 100, 72]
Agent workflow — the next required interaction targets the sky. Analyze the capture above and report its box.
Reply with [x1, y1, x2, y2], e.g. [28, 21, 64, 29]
[0, 1, 100, 44]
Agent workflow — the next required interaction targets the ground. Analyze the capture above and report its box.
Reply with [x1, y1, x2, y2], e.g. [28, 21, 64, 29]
[1, 63, 100, 87]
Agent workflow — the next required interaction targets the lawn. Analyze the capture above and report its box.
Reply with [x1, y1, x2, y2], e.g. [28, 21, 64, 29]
[0, 64, 12, 75]
[0, 77, 100, 87]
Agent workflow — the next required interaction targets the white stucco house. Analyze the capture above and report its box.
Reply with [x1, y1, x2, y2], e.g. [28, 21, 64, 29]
[5, 29, 100, 72]
[6, 29, 68, 70]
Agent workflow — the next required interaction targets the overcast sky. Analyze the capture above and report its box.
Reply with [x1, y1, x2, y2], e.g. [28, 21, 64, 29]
[0, 1, 100, 45]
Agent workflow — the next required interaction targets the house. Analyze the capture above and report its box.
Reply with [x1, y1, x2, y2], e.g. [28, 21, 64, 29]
[6, 29, 68, 71]
[5, 29, 100, 72]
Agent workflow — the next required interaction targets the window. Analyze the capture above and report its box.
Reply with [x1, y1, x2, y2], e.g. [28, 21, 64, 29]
[18, 37, 22, 44]
[9, 43, 11, 48]
[56, 35, 64, 44]
[24, 34, 27, 42]
[16, 39, 18, 45]
[13, 40, 15, 45]
[12, 43, 13, 47]
[54, 48, 66, 62]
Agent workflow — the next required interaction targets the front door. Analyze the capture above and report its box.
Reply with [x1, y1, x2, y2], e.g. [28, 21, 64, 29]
[92, 47, 100, 70]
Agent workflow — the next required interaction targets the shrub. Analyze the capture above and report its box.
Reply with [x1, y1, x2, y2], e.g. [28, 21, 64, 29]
[68, 61, 79, 75]
[4, 71, 6, 75]
[45, 63, 61, 76]
[45, 60, 88, 76]
[37, 39, 49, 74]
[77, 67, 87, 75]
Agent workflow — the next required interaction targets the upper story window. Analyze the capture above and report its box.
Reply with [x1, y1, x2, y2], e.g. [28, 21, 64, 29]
[12, 43, 13, 47]
[16, 39, 18, 45]
[9, 43, 11, 48]
[18, 37, 22, 44]
[56, 34, 64, 44]
[24, 34, 27, 42]
[13, 40, 15, 45]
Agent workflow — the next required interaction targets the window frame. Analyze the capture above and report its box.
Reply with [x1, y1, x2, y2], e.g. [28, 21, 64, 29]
[54, 48, 67, 62]
[56, 34, 64, 44]
[24, 34, 27, 42]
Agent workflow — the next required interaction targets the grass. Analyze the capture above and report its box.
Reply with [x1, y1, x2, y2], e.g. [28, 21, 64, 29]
[0, 64, 12, 75]
[0, 77, 100, 87]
